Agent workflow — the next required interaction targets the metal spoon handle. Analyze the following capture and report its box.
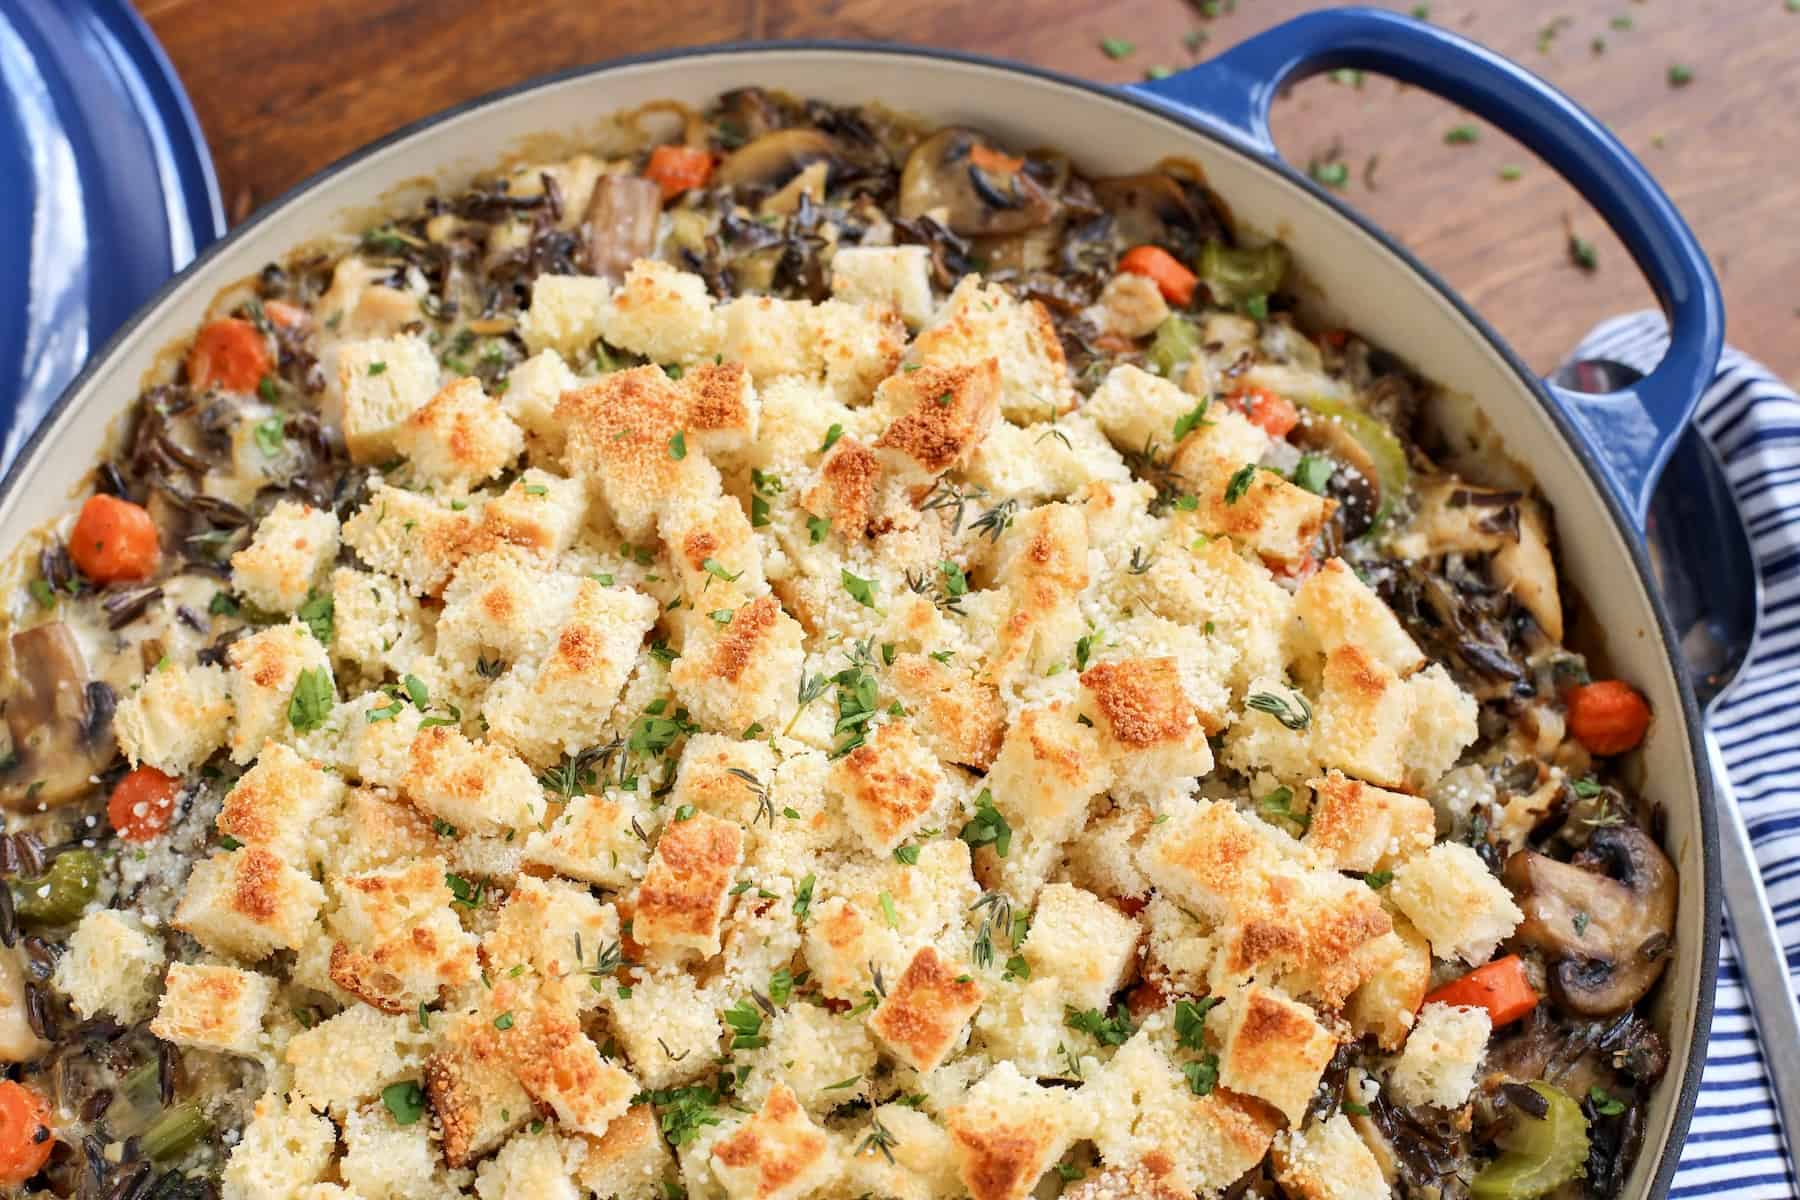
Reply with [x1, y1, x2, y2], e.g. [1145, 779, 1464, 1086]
[1708, 729, 1800, 1159]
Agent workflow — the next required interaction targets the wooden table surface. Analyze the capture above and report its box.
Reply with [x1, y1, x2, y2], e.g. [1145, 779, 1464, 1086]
[139, 0, 1800, 382]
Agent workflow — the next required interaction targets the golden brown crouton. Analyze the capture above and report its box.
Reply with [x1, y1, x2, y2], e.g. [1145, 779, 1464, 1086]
[873, 360, 1001, 476]
[867, 946, 985, 1073]
[633, 811, 744, 957]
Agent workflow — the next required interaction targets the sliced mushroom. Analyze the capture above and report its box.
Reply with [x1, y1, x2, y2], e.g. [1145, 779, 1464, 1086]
[715, 87, 786, 144]
[0, 624, 116, 809]
[1503, 825, 1677, 1016]
[583, 174, 663, 283]
[713, 128, 839, 192]
[1088, 170, 1225, 251]
[898, 127, 1057, 237]
[1492, 495, 1564, 642]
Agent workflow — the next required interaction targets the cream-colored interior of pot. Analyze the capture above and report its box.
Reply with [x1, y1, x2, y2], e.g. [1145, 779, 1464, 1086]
[0, 47, 1707, 1192]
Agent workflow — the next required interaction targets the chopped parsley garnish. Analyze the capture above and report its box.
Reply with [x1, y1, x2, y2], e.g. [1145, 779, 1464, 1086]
[807, 515, 831, 544]
[840, 569, 878, 609]
[1445, 124, 1480, 145]
[793, 873, 816, 921]
[297, 591, 334, 644]
[1291, 454, 1334, 495]
[446, 873, 484, 910]
[1066, 1003, 1137, 1046]
[878, 891, 899, 929]
[723, 998, 768, 1050]
[254, 415, 286, 457]
[1572, 776, 1604, 798]
[1364, 869, 1394, 890]
[668, 430, 687, 460]
[1499, 164, 1524, 182]
[1246, 689, 1313, 730]
[1100, 36, 1135, 59]
[820, 423, 844, 453]
[1172, 399, 1212, 442]
[634, 1085, 722, 1147]
[286, 667, 334, 732]
[1224, 462, 1257, 504]
[1569, 233, 1599, 273]
[893, 844, 921, 866]
[492, 1011, 514, 1031]
[368, 361, 388, 376]
[701, 557, 743, 586]
[381, 1080, 427, 1126]
[1183, 1055, 1220, 1096]
[1173, 997, 1220, 1051]
[960, 789, 1012, 858]
[1258, 785, 1310, 829]
[1667, 63, 1694, 87]
[1589, 1086, 1627, 1116]
[1310, 160, 1349, 189]
[1075, 631, 1097, 672]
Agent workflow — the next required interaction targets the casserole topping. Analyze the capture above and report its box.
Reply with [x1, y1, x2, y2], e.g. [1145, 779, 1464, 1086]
[0, 89, 1672, 1200]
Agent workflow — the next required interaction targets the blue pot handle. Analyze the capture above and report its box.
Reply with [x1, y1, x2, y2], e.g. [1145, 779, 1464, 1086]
[1132, 5, 1723, 530]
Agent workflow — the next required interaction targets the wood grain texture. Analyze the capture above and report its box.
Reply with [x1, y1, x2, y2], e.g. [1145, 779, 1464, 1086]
[139, 0, 1799, 379]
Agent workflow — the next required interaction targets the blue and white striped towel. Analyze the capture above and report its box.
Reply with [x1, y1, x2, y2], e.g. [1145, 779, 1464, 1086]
[1569, 314, 1800, 1199]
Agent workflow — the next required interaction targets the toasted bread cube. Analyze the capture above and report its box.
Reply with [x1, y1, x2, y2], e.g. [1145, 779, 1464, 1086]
[746, 1002, 880, 1115]
[831, 245, 933, 327]
[1296, 558, 1424, 675]
[868, 946, 984, 1073]
[175, 847, 324, 960]
[679, 360, 759, 461]
[474, 1129, 584, 1200]
[339, 334, 443, 463]
[483, 581, 658, 764]
[522, 790, 658, 889]
[221, 1092, 335, 1200]
[669, 595, 805, 736]
[1345, 919, 1432, 1051]
[1312, 645, 1410, 789]
[500, 1001, 636, 1137]
[434, 547, 573, 667]
[803, 894, 902, 1004]
[800, 436, 882, 540]
[558, 366, 725, 541]
[484, 875, 619, 992]
[341, 484, 478, 596]
[1023, 884, 1139, 1012]
[830, 722, 942, 855]
[1216, 983, 1339, 1125]
[1084, 364, 1199, 456]
[711, 1084, 842, 1200]
[326, 855, 479, 1012]
[520, 272, 614, 357]
[225, 622, 333, 765]
[329, 568, 427, 682]
[980, 703, 1112, 901]
[1304, 770, 1437, 874]
[1170, 409, 1334, 568]
[666, 734, 777, 828]
[52, 910, 165, 1022]
[962, 411, 1131, 506]
[597, 260, 720, 364]
[1402, 664, 1479, 791]
[401, 726, 543, 837]
[945, 1062, 1075, 1200]
[480, 467, 589, 560]
[662, 489, 764, 604]
[633, 811, 743, 957]
[990, 503, 1090, 683]
[1389, 843, 1523, 965]
[425, 1007, 535, 1166]
[231, 500, 341, 613]
[115, 661, 231, 775]
[288, 1002, 434, 1117]
[1085, 1036, 1282, 1196]
[150, 962, 272, 1055]
[719, 296, 813, 381]
[1080, 656, 1214, 779]
[604, 969, 722, 1090]
[884, 652, 1004, 771]
[501, 348, 581, 443]
[339, 1101, 468, 1200]
[1387, 1001, 1492, 1109]
[872, 359, 1001, 477]
[913, 277, 1075, 422]
[393, 377, 525, 492]
[813, 300, 907, 404]
[845, 1103, 962, 1200]
[1089, 272, 1170, 339]
[1142, 535, 1294, 693]
[575, 1103, 675, 1200]
[218, 742, 345, 868]
[1141, 797, 1293, 921]
[1271, 1114, 1389, 1200]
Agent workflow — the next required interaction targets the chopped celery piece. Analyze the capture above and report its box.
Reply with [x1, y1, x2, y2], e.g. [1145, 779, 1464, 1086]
[12, 849, 100, 925]
[142, 1101, 210, 1161]
[1471, 1083, 1589, 1200]
[1198, 240, 1290, 305]
[1147, 315, 1202, 378]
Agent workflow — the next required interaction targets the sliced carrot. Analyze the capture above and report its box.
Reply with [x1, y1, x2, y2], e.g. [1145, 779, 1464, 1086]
[1317, 328, 1351, 350]
[644, 144, 714, 201]
[263, 299, 310, 331]
[0, 1081, 53, 1187]
[1118, 244, 1198, 307]
[1566, 679, 1652, 756]
[109, 766, 182, 843]
[68, 494, 160, 583]
[1226, 385, 1300, 438]
[186, 318, 273, 393]
[969, 143, 1025, 175]
[1424, 955, 1540, 1027]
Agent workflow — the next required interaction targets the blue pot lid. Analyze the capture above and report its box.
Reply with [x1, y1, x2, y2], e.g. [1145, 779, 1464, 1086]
[0, 0, 224, 470]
